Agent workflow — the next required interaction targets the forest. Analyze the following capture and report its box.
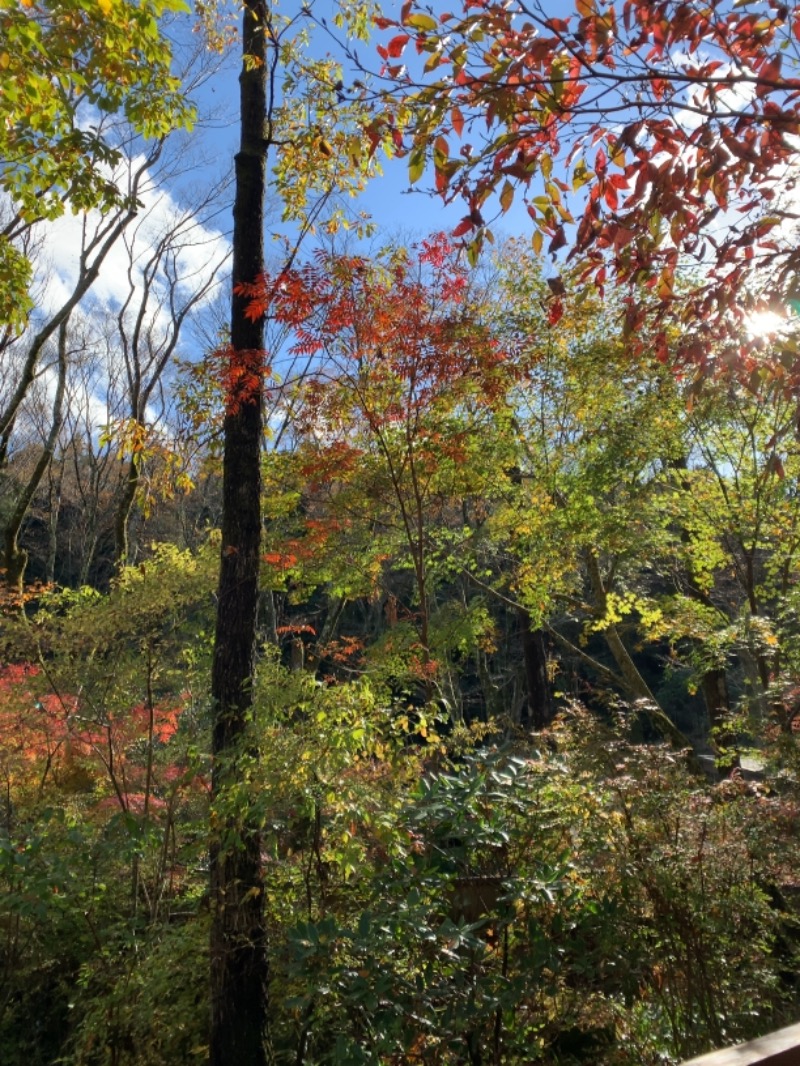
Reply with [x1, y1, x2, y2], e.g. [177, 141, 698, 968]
[2, 1, 800, 1064]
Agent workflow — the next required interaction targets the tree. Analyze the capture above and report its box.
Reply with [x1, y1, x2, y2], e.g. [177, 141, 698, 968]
[208, 3, 381, 1063]
[0, 5, 220, 590]
[106, 170, 229, 565]
[0, 148, 228, 589]
[654, 379, 800, 736]
[471, 247, 700, 743]
[373, 1, 800, 362]
[0, 144, 162, 590]
[208, 0, 270, 1058]
[0, 0, 193, 331]
[241, 236, 510, 684]
[0, 546, 217, 1066]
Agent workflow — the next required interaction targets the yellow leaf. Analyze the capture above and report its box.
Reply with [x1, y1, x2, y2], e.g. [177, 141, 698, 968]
[406, 13, 438, 31]
[572, 159, 591, 191]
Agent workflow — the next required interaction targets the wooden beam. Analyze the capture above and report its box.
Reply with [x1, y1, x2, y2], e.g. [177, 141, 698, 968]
[682, 1023, 800, 1066]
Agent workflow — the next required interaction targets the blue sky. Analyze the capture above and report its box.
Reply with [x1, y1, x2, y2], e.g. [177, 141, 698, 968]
[34, 0, 551, 382]
[185, 1, 538, 254]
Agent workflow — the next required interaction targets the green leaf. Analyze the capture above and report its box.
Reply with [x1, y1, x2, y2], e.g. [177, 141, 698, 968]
[409, 147, 426, 184]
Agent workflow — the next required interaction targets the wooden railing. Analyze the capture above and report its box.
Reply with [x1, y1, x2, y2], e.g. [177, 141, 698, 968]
[681, 1021, 800, 1065]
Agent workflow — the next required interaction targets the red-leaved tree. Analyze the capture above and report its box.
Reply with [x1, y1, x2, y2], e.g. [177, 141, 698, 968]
[372, 0, 800, 374]
[239, 235, 511, 677]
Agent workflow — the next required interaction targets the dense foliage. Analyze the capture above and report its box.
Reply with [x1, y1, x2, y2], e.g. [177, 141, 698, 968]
[2, 2, 800, 1064]
[3, 249, 800, 1063]
[375, 0, 800, 363]
[1, 585, 799, 1064]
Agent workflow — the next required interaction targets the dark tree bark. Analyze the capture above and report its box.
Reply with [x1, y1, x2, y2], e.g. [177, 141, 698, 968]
[519, 609, 553, 730]
[209, 4, 271, 1065]
[701, 668, 731, 732]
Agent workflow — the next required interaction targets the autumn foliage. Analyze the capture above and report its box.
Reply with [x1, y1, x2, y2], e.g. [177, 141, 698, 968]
[0, 662, 199, 815]
[237, 233, 507, 397]
[241, 235, 514, 662]
[375, 0, 800, 370]
[8, 1, 800, 1062]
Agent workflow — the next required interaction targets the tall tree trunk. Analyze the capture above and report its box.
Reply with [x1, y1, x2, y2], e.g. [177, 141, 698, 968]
[519, 609, 553, 729]
[701, 668, 730, 732]
[44, 452, 63, 585]
[209, 4, 270, 1065]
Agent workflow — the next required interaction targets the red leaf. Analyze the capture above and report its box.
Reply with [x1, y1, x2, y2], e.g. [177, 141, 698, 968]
[547, 298, 564, 326]
[548, 225, 567, 254]
[387, 34, 410, 58]
[760, 54, 783, 84]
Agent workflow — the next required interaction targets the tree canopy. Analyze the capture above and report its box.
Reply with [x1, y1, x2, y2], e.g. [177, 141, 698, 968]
[373, 0, 800, 366]
[3, 3, 800, 1066]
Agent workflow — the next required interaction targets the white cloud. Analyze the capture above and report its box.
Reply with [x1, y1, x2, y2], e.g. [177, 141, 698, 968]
[16, 147, 233, 434]
[672, 55, 757, 131]
[34, 145, 230, 326]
